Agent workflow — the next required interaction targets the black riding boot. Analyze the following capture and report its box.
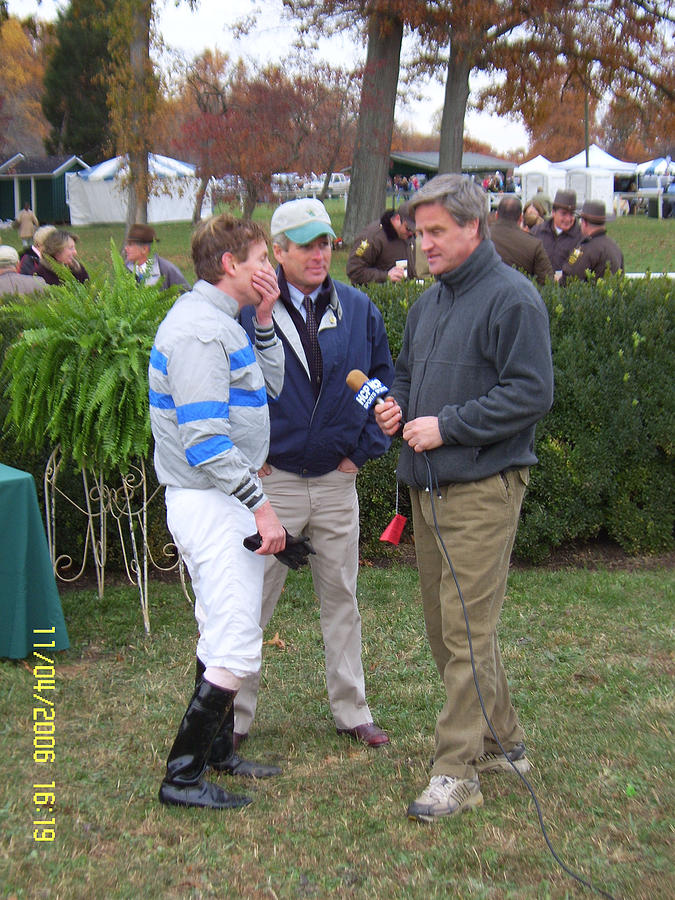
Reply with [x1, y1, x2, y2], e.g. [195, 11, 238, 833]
[195, 658, 281, 778]
[159, 679, 252, 809]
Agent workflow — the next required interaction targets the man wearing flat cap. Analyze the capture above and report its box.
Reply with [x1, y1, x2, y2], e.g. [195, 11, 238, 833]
[124, 224, 190, 291]
[561, 200, 623, 284]
[532, 189, 582, 272]
[236, 197, 395, 749]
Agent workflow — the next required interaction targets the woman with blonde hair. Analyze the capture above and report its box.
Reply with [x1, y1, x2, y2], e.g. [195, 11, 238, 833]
[18, 224, 56, 276]
[34, 229, 89, 285]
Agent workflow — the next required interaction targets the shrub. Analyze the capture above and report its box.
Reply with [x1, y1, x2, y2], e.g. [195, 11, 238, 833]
[360, 278, 427, 361]
[1, 246, 179, 576]
[360, 274, 674, 561]
[356, 281, 426, 556]
[2, 246, 177, 475]
[522, 273, 674, 560]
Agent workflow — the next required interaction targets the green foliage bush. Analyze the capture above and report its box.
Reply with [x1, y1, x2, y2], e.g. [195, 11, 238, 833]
[522, 273, 674, 560]
[0, 247, 179, 568]
[360, 274, 674, 561]
[2, 247, 177, 475]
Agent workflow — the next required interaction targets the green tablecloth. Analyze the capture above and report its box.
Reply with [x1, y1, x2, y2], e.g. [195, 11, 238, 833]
[0, 463, 69, 659]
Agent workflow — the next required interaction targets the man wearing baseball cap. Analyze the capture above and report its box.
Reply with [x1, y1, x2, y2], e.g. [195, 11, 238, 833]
[532, 188, 582, 272]
[236, 198, 395, 748]
[561, 200, 623, 283]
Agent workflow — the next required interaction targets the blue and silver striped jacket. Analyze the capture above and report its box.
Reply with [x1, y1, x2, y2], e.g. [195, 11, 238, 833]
[148, 279, 284, 511]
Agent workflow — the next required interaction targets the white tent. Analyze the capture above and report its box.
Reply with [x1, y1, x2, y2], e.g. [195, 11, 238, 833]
[514, 154, 567, 204]
[66, 154, 212, 225]
[566, 167, 615, 213]
[635, 157, 674, 176]
[514, 154, 556, 174]
[555, 144, 637, 174]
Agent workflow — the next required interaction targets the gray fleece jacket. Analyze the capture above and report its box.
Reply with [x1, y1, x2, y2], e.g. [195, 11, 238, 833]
[392, 239, 554, 489]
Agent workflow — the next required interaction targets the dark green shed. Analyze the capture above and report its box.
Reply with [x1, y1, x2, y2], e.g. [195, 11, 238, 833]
[389, 150, 518, 182]
[0, 154, 89, 224]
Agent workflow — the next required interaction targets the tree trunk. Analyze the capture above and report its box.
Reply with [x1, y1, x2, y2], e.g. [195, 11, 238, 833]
[319, 171, 332, 201]
[438, 42, 472, 175]
[242, 182, 258, 220]
[342, 13, 403, 245]
[126, 1, 151, 226]
[192, 175, 209, 223]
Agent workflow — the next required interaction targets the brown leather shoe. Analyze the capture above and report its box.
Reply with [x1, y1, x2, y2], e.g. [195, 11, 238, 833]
[233, 732, 247, 752]
[337, 722, 389, 747]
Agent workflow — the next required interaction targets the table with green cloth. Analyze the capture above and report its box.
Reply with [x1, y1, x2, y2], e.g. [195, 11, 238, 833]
[0, 463, 69, 659]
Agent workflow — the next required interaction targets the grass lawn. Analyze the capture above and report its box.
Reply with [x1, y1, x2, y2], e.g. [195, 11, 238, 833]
[1, 201, 672, 286]
[1, 561, 672, 898]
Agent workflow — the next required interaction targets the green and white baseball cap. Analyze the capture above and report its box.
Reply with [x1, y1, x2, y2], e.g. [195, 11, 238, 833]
[270, 198, 336, 245]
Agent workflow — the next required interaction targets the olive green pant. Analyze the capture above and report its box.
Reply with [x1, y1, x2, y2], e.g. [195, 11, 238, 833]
[410, 468, 529, 779]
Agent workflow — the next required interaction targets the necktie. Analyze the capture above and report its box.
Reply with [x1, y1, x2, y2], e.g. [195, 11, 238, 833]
[303, 296, 322, 389]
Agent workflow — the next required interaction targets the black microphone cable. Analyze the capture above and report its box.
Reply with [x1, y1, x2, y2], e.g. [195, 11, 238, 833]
[421, 450, 617, 900]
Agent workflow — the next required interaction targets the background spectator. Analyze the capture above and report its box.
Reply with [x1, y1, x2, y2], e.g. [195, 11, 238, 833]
[0, 244, 47, 295]
[490, 196, 553, 285]
[15, 202, 39, 249]
[561, 200, 624, 283]
[532, 189, 581, 272]
[34, 230, 89, 285]
[124, 224, 190, 290]
[346, 209, 416, 284]
[19, 224, 56, 276]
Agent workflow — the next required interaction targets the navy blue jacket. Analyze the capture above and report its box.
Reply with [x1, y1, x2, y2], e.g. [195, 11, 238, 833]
[240, 274, 394, 476]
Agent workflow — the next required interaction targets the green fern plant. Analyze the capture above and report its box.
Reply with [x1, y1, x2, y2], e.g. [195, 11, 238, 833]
[1, 242, 179, 476]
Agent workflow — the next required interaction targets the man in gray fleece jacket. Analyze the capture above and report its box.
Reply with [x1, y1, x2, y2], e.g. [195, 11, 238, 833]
[375, 174, 554, 822]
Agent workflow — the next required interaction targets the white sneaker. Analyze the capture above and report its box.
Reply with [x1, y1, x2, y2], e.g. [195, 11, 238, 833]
[474, 742, 531, 775]
[407, 775, 483, 822]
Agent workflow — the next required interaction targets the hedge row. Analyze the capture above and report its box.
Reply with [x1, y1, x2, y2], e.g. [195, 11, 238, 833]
[2, 272, 673, 568]
[360, 273, 674, 562]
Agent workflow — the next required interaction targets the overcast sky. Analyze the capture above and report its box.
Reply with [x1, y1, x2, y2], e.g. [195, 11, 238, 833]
[8, 0, 530, 155]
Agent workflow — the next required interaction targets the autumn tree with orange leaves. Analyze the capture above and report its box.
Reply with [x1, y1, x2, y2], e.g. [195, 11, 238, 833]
[598, 91, 675, 162]
[176, 54, 357, 220]
[284, 0, 673, 237]
[0, 16, 51, 156]
[467, 1, 674, 162]
[284, 0, 430, 243]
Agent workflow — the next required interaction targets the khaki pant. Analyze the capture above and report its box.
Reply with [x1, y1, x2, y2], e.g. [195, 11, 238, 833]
[234, 466, 372, 734]
[410, 468, 529, 779]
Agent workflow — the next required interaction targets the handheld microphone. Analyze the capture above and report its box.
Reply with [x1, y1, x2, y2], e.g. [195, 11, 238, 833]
[346, 368, 389, 410]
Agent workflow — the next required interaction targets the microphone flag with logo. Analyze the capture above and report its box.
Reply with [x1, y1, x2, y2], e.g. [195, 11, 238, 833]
[345, 369, 407, 545]
[345, 369, 389, 411]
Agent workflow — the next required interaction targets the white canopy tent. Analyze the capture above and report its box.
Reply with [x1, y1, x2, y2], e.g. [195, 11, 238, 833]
[514, 154, 555, 174]
[514, 154, 567, 204]
[555, 144, 637, 175]
[566, 167, 615, 213]
[66, 154, 212, 225]
[635, 157, 674, 176]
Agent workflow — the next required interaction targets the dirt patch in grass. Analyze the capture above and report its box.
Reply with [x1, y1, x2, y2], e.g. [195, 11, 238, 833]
[369, 537, 674, 572]
[514, 539, 675, 572]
